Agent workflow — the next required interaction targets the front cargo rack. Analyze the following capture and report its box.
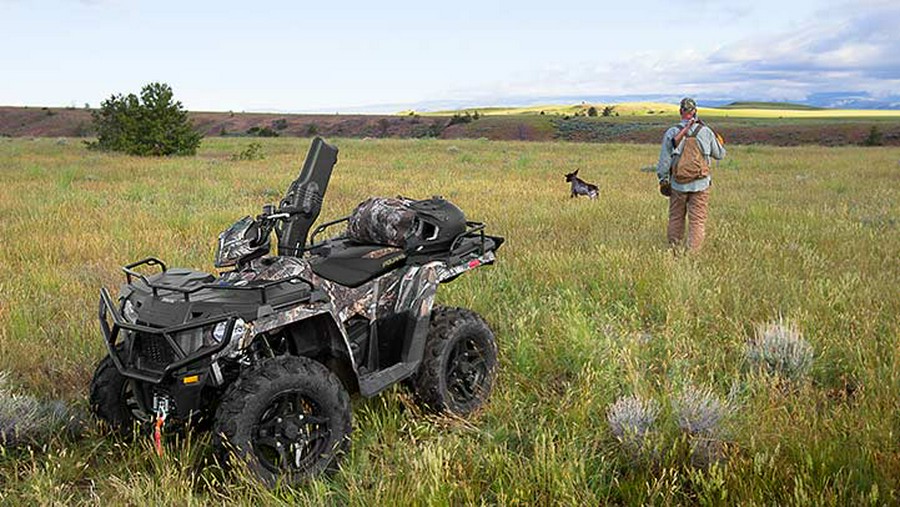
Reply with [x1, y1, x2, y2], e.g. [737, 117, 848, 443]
[122, 257, 311, 305]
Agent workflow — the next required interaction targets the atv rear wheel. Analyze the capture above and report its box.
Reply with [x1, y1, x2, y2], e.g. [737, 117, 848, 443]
[89, 353, 150, 435]
[213, 356, 351, 486]
[410, 306, 498, 415]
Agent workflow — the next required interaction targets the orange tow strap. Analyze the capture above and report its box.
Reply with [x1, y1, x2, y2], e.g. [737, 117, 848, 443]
[153, 414, 165, 457]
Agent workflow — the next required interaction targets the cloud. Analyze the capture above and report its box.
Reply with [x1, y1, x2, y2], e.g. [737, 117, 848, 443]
[457, 1, 900, 104]
[713, 4, 900, 74]
[676, 2, 900, 98]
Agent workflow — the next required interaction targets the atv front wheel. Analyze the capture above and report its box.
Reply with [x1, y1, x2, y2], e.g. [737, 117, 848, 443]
[89, 353, 150, 435]
[411, 306, 498, 415]
[213, 356, 351, 486]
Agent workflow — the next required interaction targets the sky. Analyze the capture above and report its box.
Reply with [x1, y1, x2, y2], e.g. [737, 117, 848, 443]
[2, 0, 899, 112]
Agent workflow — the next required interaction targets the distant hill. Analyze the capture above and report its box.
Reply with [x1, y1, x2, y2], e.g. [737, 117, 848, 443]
[720, 101, 824, 111]
[424, 101, 900, 119]
[381, 92, 900, 114]
[0, 106, 451, 140]
[1, 104, 899, 146]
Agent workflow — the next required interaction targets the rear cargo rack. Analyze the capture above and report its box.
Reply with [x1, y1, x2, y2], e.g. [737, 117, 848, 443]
[450, 221, 487, 255]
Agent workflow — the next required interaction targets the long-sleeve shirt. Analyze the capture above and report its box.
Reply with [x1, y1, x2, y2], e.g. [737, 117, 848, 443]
[656, 119, 726, 193]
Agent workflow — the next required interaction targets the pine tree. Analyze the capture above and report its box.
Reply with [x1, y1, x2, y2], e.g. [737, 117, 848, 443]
[87, 82, 202, 156]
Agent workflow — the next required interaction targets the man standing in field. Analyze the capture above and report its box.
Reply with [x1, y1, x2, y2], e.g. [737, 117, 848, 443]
[657, 97, 726, 250]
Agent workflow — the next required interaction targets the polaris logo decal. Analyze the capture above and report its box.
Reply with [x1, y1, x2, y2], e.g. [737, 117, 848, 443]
[382, 254, 407, 268]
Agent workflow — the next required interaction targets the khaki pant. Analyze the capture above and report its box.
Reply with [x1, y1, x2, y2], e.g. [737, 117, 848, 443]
[667, 188, 709, 250]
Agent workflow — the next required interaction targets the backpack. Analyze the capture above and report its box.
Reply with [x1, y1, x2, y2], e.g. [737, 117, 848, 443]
[671, 124, 710, 184]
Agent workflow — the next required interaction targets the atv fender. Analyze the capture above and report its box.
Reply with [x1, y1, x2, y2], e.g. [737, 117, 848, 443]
[251, 305, 357, 372]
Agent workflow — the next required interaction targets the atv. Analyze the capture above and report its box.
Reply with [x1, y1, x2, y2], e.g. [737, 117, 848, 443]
[90, 138, 503, 485]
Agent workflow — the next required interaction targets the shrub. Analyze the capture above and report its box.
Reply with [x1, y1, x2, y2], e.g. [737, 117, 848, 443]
[377, 118, 391, 137]
[607, 394, 659, 456]
[232, 142, 265, 161]
[673, 386, 730, 468]
[673, 386, 727, 436]
[0, 372, 80, 447]
[746, 319, 813, 380]
[86, 82, 202, 156]
[272, 118, 289, 131]
[863, 126, 883, 146]
[246, 126, 279, 137]
[413, 121, 445, 138]
[448, 112, 473, 126]
[74, 121, 92, 138]
[306, 123, 319, 136]
[587, 106, 598, 117]
[602, 105, 616, 117]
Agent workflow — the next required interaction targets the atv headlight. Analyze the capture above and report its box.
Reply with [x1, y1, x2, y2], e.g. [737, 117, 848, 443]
[122, 300, 138, 324]
[177, 328, 205, 355]
[211, 318, 247, 346]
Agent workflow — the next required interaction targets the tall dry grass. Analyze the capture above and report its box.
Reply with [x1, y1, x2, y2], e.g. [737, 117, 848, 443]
[0, 137, 897, 504]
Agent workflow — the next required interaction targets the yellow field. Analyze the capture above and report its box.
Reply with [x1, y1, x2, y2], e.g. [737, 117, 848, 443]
[0, 137, 898, 504]
[420, 101, 900, 119]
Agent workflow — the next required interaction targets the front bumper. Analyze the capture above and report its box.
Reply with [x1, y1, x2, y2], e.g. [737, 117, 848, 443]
[99, 287, 239, 384]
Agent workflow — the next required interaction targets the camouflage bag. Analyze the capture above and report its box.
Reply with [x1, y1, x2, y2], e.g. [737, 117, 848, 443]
[346, 197, 416, 247]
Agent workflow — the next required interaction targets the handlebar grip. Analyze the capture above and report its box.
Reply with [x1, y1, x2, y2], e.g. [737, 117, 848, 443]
[277, 205, 304, 215]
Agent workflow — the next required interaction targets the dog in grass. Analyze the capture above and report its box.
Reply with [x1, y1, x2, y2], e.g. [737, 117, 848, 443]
[564, 170, 599, 199]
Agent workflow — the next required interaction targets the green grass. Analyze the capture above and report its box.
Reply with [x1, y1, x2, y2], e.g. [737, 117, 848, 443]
[720, 101, 824, 111]
[0, 137, 898, 504]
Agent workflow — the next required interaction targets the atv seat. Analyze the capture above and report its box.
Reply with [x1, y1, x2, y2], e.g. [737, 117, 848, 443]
[309, 240, 407, 288]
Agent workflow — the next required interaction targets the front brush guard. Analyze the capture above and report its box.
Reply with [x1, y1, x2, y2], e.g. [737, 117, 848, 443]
[99, 288, 238, 384]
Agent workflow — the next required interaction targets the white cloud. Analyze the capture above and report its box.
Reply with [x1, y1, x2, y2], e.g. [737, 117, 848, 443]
[459, 1, 900, 104]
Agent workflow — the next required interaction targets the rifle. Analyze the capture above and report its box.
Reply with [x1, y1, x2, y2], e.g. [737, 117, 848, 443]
[672, 115, 725, 147]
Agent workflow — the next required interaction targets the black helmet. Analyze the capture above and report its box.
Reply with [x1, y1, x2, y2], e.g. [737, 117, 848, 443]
[405, 196, 467, 253]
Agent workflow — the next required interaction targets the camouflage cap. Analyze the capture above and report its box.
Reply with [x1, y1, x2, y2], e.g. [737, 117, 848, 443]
[679, 97, 697, 112]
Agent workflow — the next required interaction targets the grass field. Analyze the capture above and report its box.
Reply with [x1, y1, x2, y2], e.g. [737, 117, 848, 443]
[427, 101, 900, 119]
[0, 137, 898, 504]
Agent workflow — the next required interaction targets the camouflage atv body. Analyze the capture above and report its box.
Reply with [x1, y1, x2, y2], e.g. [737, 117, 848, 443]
[90, 138, 503, 485]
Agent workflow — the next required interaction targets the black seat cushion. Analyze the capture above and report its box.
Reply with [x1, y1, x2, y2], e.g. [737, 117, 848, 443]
[310, 243, 408, 288]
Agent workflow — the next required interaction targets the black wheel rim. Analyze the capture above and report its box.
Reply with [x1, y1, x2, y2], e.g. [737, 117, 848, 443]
[253, 391, 332, 475]
[446, 337, 489, 405]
